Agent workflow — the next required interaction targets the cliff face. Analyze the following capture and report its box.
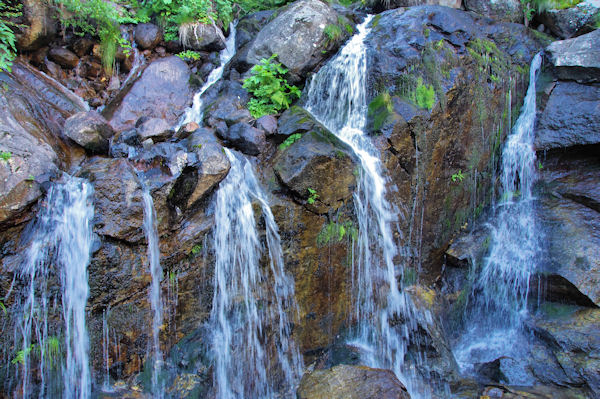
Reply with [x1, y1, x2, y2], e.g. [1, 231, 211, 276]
[1, 1, 598, 397]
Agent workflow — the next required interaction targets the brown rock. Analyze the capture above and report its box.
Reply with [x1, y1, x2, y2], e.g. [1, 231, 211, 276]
[298, 365, 411, 399]
[48, 47, 80, 69]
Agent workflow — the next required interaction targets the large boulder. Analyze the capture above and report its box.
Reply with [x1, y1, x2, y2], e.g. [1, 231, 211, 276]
[534, 81, 600, 151]
[537, 0, 600, 39]
[464, 0, 522, 22]
[273, 108, 356, 213]
[297, 365, 411, 399]
[233, 0, 343, 81]
[63, 110, 115, 153]
[235, 10, 277, 50]
[179, 22, 226, 51]
[546, 29, 600, 83]
[105, 56, 191, 132]
[368, 0, 462, 12]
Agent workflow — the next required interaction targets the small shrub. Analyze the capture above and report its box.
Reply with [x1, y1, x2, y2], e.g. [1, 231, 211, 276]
[242, 54, 301, 119]
[324, 24, 342, 45]
[316, 220, 358, 247]
[0, 150, 11, 162]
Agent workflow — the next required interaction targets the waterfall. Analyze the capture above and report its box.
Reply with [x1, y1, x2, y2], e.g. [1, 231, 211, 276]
[209, 149, 302, 399]
[454, 54, 543, 383]
[15, 176, 93, 399]
[178, 22, 237, 128]
[304, 15, 425, 396]
[141, 185, 164, 398]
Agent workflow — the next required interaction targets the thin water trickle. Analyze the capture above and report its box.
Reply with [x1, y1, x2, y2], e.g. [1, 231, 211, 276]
[454, 54, 543, 384]
[141, 184, 164, 398]
[15, 176, 93, 399]
[178, 23, 237, 129]
[209, 149, 302, 399]
[304, 15, 428, 397]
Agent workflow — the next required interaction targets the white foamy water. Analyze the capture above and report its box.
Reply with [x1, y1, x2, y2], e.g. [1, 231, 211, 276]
[209, 149, 302, 399]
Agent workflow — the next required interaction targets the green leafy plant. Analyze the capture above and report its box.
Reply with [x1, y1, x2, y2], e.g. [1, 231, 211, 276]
[316, 220, 358, 247]
[177, 50, 203, 61]
[55, 0, 136, 73]
[0, 1, 22, 72]
[279, 133, 302, 150]
[307, 188, 318, 205]
[520, 0, 535, 25]
[12, 344, 34, 365]
[190, 243, 202, 256]
[324, 24, 342, 45]
[0, 150, 11, 162]
[451, 170, 465, 183]
[415, 78, 435, 110]
[243, 54, 301, 119]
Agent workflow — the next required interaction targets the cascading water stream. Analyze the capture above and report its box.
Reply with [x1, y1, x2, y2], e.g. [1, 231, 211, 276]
[454, 53, 543, 383]
[209, 149, 302, 399]
[15, 176, 93, 399]
[177, 23, 237, 129]
[304, 15, 425, 396]
[140, 183, 165, 398]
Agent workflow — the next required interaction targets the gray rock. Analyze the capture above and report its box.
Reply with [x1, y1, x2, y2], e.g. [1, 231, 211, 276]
[235, 10, 277, 50]
[546, 29, 600, 83]
[277, 106, 320, 138]
[370, 0, 462, 10]
[536, 152, 600, 307]
[179, 23, 226, 51]
[529, 307, 600, 393]
[255, 115, 277, 136]
[64, 111, 115, 153]
[134, 23, 163, 50]
[220, 122, 266, 156]
[48, 47, 80, 69]
[535, 82, 600, 151]
[537, 0, 600, 39]
[79, 158, 145, 243]
[234, 0, 341, 80]
[204, 86, 252, 127]
[105, 56, 191, 132]
[136, 118, 173, 142]
[274, 116, 356, 213]
[298, 364, 410, 399]
[168, 129, 230, 211]
[464, 0, 522, 22]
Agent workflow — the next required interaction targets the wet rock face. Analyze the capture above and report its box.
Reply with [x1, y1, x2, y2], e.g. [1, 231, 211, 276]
[78, 157, 146, 243]
[105, 56, 191, 132]
[273, 109, 357, 213]
[48, 47, 80, 69]
[536, 147, 600, 307]
[234, 0, 342, 80]
[298, 365, 410, 399]
[365, 5, 545, 282]
[529, 306, 600, 393]
[63, 111, 115, 154]
[534, 81, 600, 151]
[546, 29, 600, 83]
[219, 122, 266, 156]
